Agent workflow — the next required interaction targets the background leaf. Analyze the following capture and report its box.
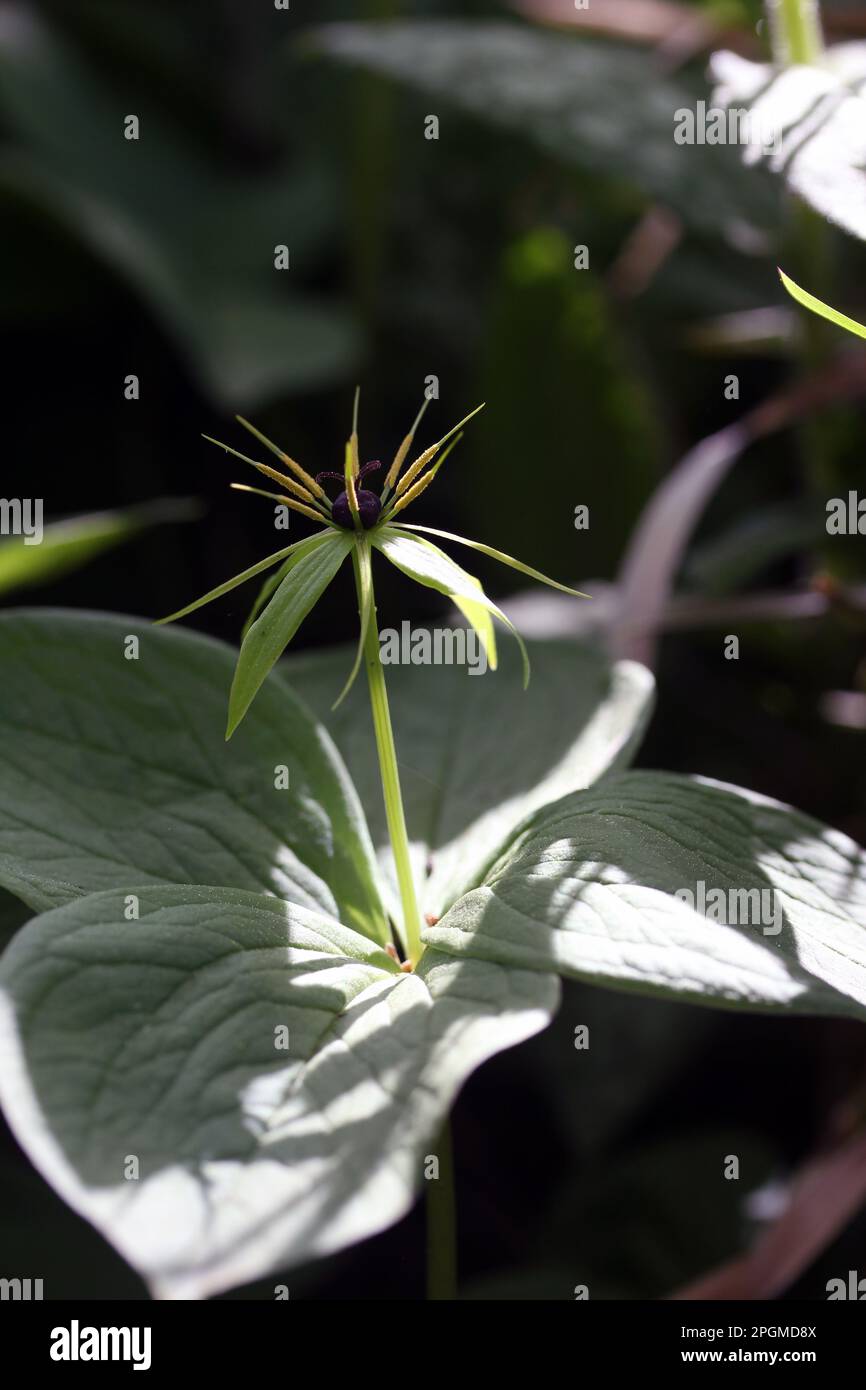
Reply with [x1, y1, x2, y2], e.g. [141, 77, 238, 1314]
[0, 610, 387, 943]
[426, 770, 866, 1019]
[0, 884, 557, 1298]
[0, 500, 197, 597]
[311, 20, 779, 237]
[0, 10, 359, 405]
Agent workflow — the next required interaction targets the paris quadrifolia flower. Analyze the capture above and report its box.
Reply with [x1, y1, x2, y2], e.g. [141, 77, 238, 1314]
[158, 391, 587, 965]
[157, 391, 588, 742]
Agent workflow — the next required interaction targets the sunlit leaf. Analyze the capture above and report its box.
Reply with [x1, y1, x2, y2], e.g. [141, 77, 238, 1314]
[712, 44, 866, 244]
[0, 885, 557, 1298]
[427, 772, 866, 1018]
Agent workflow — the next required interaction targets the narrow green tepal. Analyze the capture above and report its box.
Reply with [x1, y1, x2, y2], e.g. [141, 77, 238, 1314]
[374, 526, 530, 688]
[779, 268, 866, 342]
[226, 531, 354, 739]
[156, 529, 332, 626]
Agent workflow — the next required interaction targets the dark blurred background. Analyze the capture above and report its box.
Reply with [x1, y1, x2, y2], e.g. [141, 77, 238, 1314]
[2, 0, 866, 1299]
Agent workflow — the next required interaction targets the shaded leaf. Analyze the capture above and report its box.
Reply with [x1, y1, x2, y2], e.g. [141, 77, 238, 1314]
[311, 20, 779, 236]
[0, 13, 359, 404]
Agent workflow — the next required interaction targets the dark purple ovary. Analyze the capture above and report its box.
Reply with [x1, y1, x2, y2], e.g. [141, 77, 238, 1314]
[332, 489, 382, 530]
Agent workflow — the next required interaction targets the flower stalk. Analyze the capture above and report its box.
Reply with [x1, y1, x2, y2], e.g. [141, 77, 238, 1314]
[351, 542, 423, 965]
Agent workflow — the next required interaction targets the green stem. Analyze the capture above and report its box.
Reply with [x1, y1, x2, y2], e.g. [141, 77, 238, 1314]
[426, 1117, 457, 1301]
[768, 2, 841, 539]
[768, 0, 824, 66]
[351, 546, 423, 965]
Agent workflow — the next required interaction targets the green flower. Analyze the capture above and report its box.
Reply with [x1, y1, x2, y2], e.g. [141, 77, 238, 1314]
[158, 392, 587, 741]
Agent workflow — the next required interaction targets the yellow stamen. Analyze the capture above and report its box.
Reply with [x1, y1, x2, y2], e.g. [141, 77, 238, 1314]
[384, 395, 432, 493]
[231, 484, 326, 526]
[235, 416, 328, 501]
[395, 403, 484, 498]
[386, 465, 440, 517]
[384, 430, 464, 520]
[203, 433, 328, 512]
[251, 460, 326, 510]
[344, 440, 361, 526]
[349, 385, 361, 478]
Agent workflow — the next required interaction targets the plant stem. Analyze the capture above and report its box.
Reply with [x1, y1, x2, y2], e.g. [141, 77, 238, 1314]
[351, 545, 423, 965]
[767, 0, 824, 66]
[427, 1117, 457, 1300]
[767, 2, 841, 532]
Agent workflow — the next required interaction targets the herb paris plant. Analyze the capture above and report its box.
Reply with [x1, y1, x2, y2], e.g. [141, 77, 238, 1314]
[0, 399, 865, 1299]
[158, 393, 587, 965]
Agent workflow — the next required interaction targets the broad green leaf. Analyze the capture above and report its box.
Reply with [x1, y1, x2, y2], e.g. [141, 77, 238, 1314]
[712, 44, 866, 244]
[779, 269, 866, 342]
[0, 885, 557, 1298]
[227, 532, 353, 739]
[311, 21, 779, 237]
[373, 527, 530, 686]
[426, 772, 866, 1019]
[0, 500, 195, 597]
[0, 611, 387, 943]
[285, 638, 654, 920]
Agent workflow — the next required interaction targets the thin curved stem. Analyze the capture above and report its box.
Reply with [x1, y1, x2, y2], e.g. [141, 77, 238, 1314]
[351, 545, 423, 965]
